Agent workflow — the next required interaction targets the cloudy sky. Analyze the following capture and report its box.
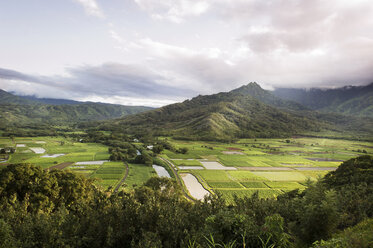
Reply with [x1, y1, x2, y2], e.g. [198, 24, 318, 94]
[1, 0, 373, 107]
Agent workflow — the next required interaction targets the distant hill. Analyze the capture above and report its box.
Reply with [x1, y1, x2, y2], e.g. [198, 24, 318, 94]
[102, 83, 327, 141]
[21, 95, 82, 105]
[0, 89, 36, 105]
[0, 89, 153, 127]
[273, 83, 373, 117]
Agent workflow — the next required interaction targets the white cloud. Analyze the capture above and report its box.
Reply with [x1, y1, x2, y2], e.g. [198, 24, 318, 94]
[134, 0, 209, 23]
[73, 0, 104, 18]
[79, 95, 177, 107]
[1, 0, 373, 106]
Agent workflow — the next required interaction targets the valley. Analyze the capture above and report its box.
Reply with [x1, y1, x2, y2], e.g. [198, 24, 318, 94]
[0, 83, 372, 247]
[2, 1, 373, 245]
[2, 135, 371, 203]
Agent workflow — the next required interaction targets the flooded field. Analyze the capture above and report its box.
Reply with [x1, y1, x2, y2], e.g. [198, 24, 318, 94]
[152, 164, 171, 178]
[178, 166, 204, 170]
[200, 161, 237, 170]
[41, 154, 65, 158]
[30, 147, 46, 154]
[181, 173, 210, 200]
[75, 160, 108, 165]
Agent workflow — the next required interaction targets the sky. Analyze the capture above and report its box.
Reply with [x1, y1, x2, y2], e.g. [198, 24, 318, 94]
[0, 0, 373, 107]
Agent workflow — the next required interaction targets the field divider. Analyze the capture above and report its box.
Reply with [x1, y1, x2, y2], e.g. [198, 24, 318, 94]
[190, 172, 214, 195]
[159, 157, 196, 201]
[263, 182, 272, 189]
[114, 162, 129, 193]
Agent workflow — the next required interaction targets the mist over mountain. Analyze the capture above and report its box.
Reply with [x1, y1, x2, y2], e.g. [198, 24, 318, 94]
[273, 83, 373, 117]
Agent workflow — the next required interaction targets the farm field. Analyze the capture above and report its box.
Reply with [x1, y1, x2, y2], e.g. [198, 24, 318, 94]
[162, 137, 373, 203]
[0, 136, 155, 190]
[1, 135, 372, 202]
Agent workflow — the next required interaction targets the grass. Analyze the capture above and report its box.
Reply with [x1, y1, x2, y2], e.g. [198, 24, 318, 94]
[298, 170, 329, 180]
[171, 159, 203, 166]
[124, 163, 156, 188]
[195, 170, 232, 181]
[245, 159, 271, 167]
[240, 181, 269, 188]
[228, 171, 268, 181]
[215, 189, 282, 203]
[243, 150, 267, 155]
[207, 181, 243, 188]
[251, 171, 309, 182]
[91, 162, 126, 188]
[264, 181, 305, 190]
[218, 155, 250, 167]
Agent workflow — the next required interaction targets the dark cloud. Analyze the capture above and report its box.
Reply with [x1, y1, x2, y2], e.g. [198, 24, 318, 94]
[64, 63, 196, 98]
[0, 64, 197, 102]
[0, 68, 51, 85]
[1, 0, 373, 104]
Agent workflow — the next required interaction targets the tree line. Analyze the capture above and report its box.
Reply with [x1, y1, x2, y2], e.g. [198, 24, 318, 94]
[0, 156, 372, 247]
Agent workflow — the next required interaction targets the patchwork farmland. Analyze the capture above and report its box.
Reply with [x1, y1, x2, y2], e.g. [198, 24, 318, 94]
[161, 137, 372, 203]
[1, 136, 372, 203]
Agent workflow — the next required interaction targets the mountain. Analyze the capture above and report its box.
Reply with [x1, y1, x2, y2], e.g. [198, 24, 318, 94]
[0, 89, 36, 105]
[273, 83, 373, 117]
[231, 82, 309, 111]
[0, 89, 153, 127]
[102, 83, 327, 141]
[21, 95, 82, 105]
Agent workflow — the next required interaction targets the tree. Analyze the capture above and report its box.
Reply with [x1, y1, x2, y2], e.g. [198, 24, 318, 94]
[178, 147, 188, 154]
[0, 163, 97, 213]
[152, 144, 164, 154]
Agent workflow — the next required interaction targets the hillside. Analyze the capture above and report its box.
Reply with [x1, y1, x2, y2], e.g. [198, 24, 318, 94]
[102, 83, 326, 140]
[231, 82, 308, 111]
[0, 89, 36, 105]
[0, 89, 152, 127]
[21, 95, 82, 105]
[273, 83, 373, 117]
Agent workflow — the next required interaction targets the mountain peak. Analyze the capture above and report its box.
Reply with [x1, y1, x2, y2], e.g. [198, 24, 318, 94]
[230, 82, 268, 98]
[232, 82, 262, 92]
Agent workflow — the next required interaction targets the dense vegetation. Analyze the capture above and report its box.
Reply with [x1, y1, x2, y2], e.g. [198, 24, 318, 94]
[273, 83, 373, 117]
[0, 156, 372, 247]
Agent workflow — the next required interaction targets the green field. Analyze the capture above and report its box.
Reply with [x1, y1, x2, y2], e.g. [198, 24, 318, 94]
[207, 181, 243, 188]
[251, 171, 309, 182]
[0, 137, 127, 190]
[123, 163, 157, 189]
[215, 189, 283, 203]
[162, 137, 372, 202]
[171, 159, 203, 167]
[2, 136, 372, 201]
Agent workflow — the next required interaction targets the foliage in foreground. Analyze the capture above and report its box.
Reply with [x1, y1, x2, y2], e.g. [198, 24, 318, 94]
[0, 155, 372, 247]
[312, 218, 373, 248]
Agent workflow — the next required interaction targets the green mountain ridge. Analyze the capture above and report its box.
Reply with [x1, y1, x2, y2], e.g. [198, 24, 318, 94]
[0, 89, 153, 127]
[0, 89, 36, 105]
[102, 83, 327, 140]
